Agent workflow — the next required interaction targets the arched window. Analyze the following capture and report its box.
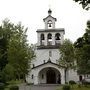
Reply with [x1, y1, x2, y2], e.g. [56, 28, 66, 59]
[47, 33, 52, 45]
[48, 33, 52, 40]
[32, 74, 34, 79]
[41, 34, 45, 40]
[55, 33, 61, 40]
[40, 34, 45, 45]
[48, 20, 52, 28]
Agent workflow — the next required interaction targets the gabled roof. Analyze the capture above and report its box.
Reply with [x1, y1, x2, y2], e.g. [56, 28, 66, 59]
[43, 15, 57, 22]
[32, 60, 61, 69]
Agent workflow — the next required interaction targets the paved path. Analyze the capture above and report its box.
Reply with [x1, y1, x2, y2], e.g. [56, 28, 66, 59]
[19, 83, 61, 90]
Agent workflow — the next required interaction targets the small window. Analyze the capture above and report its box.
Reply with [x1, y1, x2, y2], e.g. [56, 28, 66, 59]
[32, 74, 34, 79]
[42, 74, 44, 79]
[48, 20, 52, 27]
[32, 64, 35, 68]
[49, 51, 52, 57]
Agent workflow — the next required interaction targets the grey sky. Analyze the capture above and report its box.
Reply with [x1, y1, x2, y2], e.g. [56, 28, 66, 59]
[0, 0, 90, 44]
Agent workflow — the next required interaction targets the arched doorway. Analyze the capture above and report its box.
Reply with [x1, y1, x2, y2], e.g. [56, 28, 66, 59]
[46, 68, 56, 84]
[38, 67, 61, 84]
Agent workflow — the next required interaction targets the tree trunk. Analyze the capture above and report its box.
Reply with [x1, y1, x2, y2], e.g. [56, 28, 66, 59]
[23, 74, 26, 83]
[17, 73, 20, 80]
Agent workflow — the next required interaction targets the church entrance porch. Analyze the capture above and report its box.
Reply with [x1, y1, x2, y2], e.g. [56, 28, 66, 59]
[46, 68, 56, 84]
[38, 67, 61, 84]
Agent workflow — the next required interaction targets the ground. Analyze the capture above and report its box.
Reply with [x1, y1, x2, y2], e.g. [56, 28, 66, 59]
[5, 82, 90, 90]
[19, 83, 60, 90]
[19, 83, 90, 90]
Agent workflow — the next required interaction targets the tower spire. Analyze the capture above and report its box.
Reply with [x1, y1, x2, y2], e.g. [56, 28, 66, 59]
[48, 9, 52, 15]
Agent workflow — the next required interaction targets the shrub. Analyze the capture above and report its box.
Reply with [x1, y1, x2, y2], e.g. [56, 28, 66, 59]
[82, 80, 90, 87]
[78, 84, 81, 88]
[10, 85, 19, 90]
[69, 80, 76, 85]
[0, 83, 5, 90]
[62, 85, 71, 90]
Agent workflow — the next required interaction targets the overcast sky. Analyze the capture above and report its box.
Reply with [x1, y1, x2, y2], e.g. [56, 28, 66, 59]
[0, 0, 90, 44]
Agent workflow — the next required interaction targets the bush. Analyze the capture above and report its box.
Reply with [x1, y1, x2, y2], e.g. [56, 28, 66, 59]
[78, 84, 81, 88]
[0, 83, 5, 90]
[10, 85, 19, 90]
[62, 85, 71, 90]
[82, 80, 90, 87]
[69, 80, 76, 85]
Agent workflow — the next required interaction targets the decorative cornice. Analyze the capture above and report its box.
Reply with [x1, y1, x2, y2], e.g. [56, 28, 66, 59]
[36, 28, 65, 33]
[43, 15, 57, 22]
[37, 45, 60, 49]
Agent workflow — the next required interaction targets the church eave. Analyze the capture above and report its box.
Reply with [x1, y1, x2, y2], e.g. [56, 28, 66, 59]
[37, 45, 60, 49]
[32, 61, 61, 69]
[43, 15, 57, 21]
[36, 29, 65, 33]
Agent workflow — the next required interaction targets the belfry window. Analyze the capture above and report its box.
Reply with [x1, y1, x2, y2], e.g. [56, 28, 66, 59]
[48, 33, 52, 39]
[55, 33, 61, 40]
[41, 34, 45, 40]
[41, 34, 45, 45]
[47, 33, 52, 45]
[48, 20, 52, 28]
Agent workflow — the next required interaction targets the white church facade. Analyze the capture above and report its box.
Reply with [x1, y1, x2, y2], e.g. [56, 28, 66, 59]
[26, 9, 80, 85]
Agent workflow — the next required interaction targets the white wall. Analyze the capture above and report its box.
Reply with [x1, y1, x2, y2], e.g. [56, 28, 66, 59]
[31, 49, 60, 67]
[68, 69, 79, 82]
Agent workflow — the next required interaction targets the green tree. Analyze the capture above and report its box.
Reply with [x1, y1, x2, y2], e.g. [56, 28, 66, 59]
[0, 19, 16, 70]
[0, 27, 8, 71]
[1, 64, 15, 82]
[0, 19, 35, 82]
[7, 22, 35, 80]
[59, 39, 75, 83]
[73, 0, 90, 10]
[74, 20, 90, 75]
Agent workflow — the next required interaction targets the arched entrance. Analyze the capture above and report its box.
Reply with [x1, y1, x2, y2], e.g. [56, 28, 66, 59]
[46, 68, 56, 84]
[38, 67, 61, 84]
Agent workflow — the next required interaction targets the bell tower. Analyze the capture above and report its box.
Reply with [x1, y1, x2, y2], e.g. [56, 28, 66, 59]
[43, 9, 57, 29]
[37, 9, 65, 49]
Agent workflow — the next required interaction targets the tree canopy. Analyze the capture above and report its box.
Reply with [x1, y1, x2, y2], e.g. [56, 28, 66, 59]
[59, 39, 75, 83]
[0, 19, 35, 82]
[74, 20, 90, 75]
[73, 0, 90, 10]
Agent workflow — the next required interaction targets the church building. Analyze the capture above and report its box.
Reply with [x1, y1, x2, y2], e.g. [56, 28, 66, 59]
[26, 9, 79, 85]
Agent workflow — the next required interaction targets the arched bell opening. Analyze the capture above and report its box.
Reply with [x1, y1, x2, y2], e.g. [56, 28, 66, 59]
[40, 34, 45, 45]
[47, 20, 53, 29]
[47, 33, 52, 45]
[55, 33, 61, 45]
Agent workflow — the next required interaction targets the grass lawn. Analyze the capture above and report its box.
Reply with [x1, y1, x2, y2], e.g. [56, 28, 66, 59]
[72, 85, 90, 90]
[4, 80, 23, 90]
[57, 85, 90, 90]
